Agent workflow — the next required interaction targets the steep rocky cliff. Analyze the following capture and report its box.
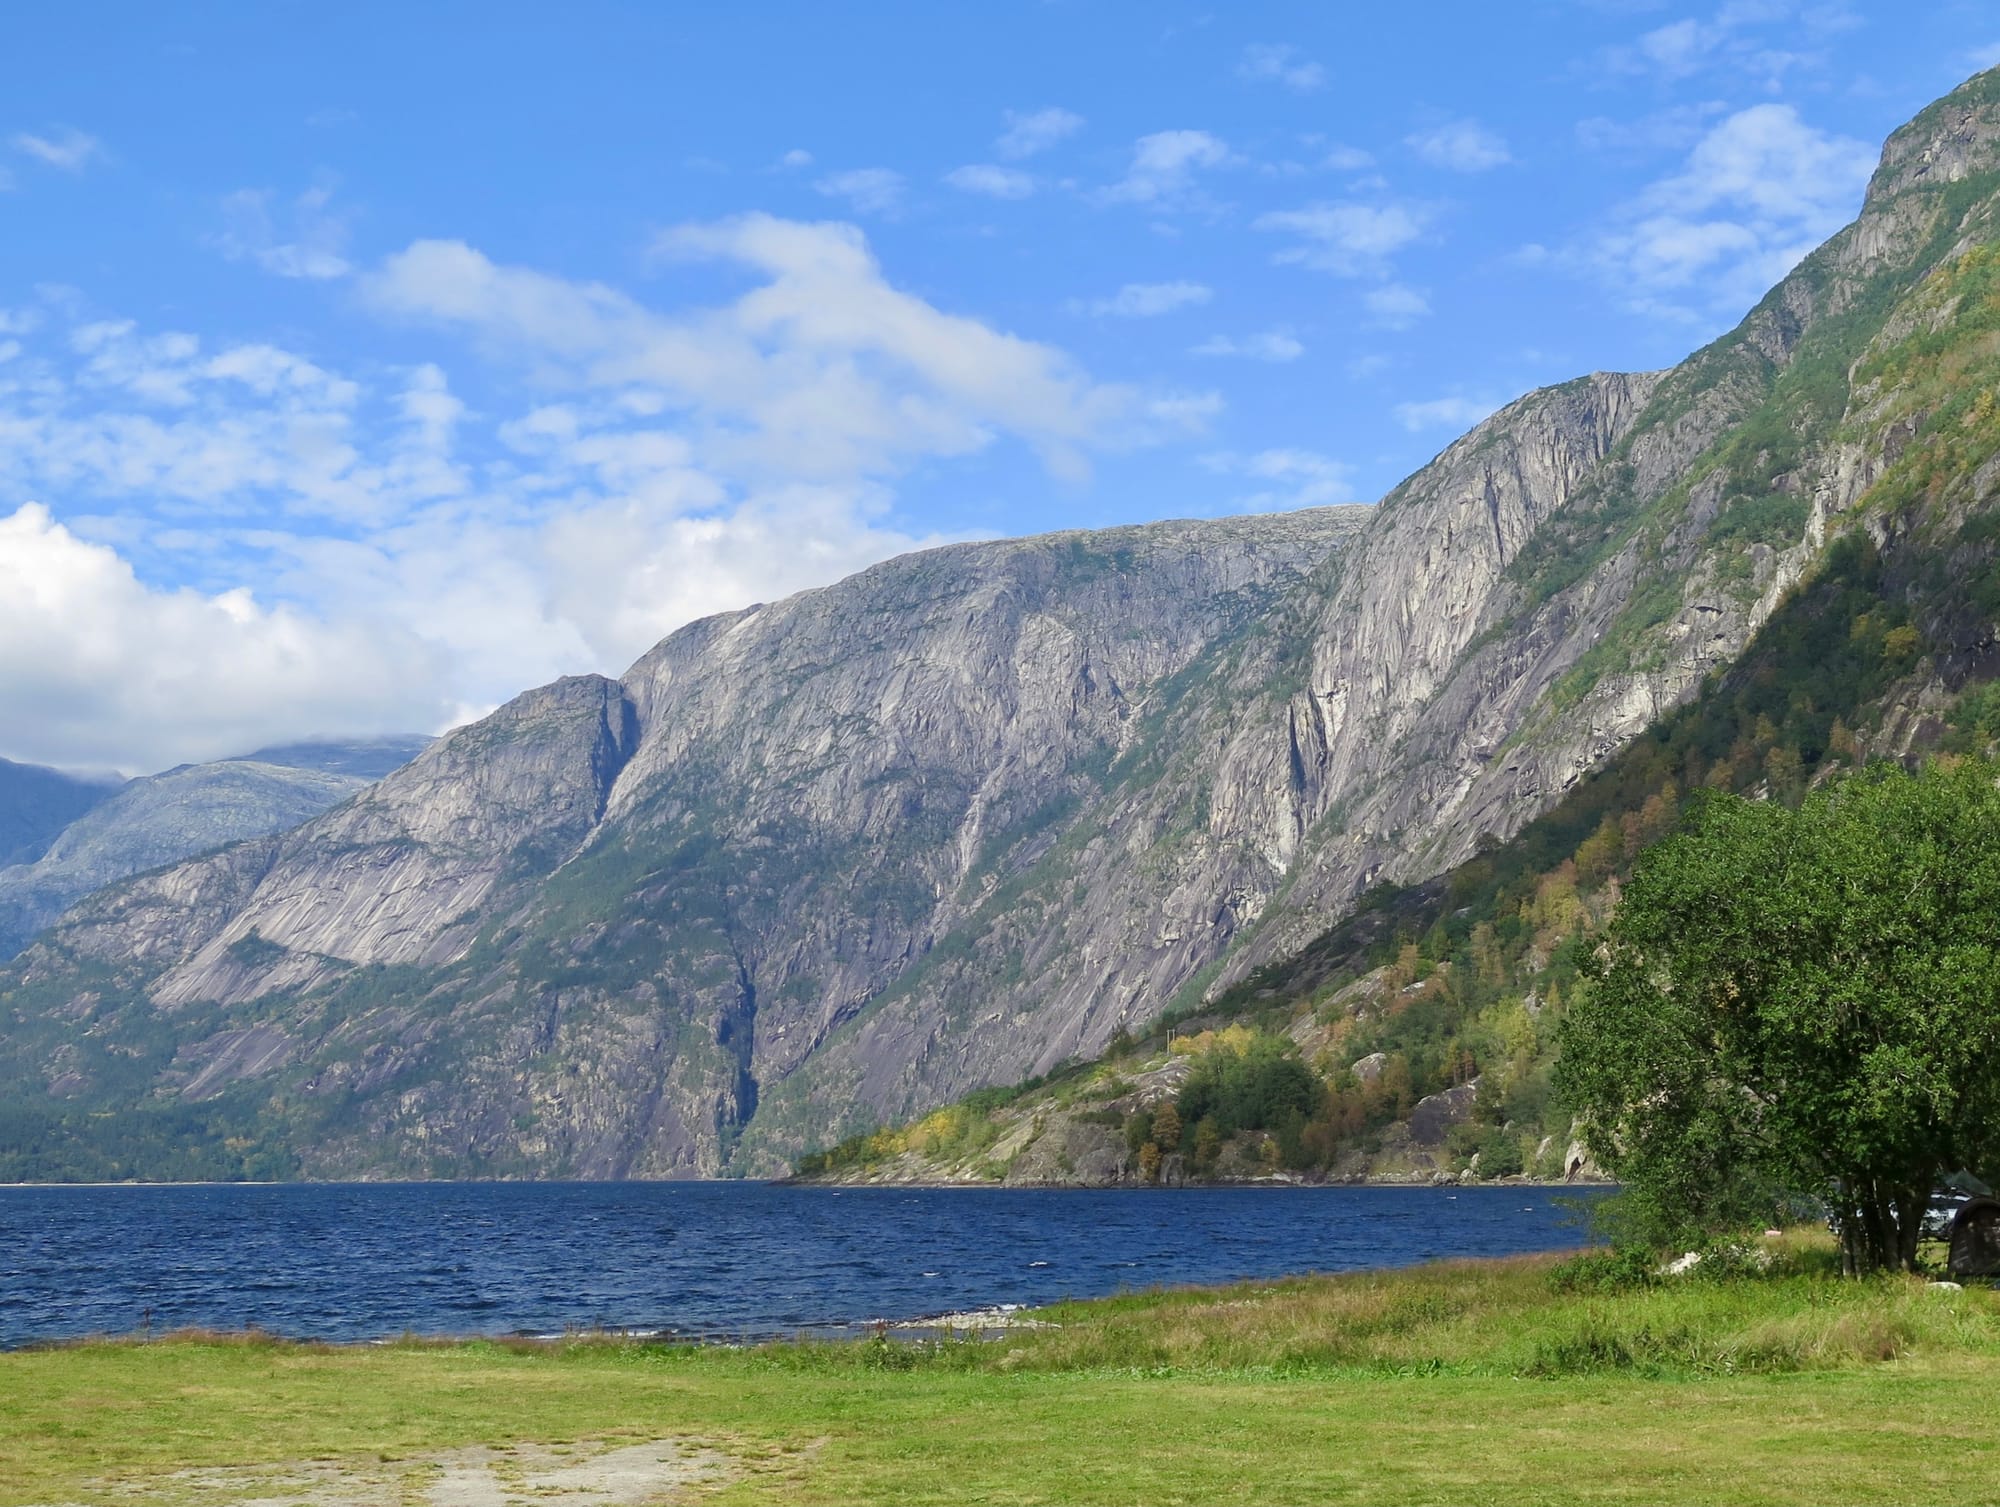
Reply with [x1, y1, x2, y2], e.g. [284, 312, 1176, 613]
[8, 70, 2000, 1180]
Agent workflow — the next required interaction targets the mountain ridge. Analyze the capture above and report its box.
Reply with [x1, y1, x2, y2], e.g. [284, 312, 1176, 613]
[7, 68, 2000, 1180]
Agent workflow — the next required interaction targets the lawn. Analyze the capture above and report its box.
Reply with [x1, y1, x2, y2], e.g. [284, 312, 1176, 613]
[4, 1242, 1997, 1505]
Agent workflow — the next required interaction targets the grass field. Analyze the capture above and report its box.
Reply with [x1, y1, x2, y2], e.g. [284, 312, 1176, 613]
[4, 1240, 1998, 1505]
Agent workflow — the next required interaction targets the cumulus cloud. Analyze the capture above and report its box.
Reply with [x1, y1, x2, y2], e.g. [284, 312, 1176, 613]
[1191, 329, 1304, 362]
[1100, 130, 1232, 206]
[1199, 448, 1355, 510]
[1253, 201, 1426, 275]
[212, 186, 352, 280]
[1394, 395, 1502, 432]
[813, 167, 905, 215]
[1588, 103, 1873, 317]
[777, 148, 814, 169]
[1077, 281, 1211, 318]
[1237, 43, 1326, 93]
[996, 107, 1083, 159]
[1406, 119, 1512, 172]
[0, 217, 1179, 770]
[11, 127, 102, 171]
[0, 503, 450, 771]
[945, 164, 1035, 199]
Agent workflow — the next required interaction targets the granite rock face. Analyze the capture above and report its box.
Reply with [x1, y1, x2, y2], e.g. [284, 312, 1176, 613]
[10, 70, 2000, 1178]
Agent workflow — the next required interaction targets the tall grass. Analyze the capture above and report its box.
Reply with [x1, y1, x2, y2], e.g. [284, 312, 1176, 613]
[731, 1241, 2000, 1381]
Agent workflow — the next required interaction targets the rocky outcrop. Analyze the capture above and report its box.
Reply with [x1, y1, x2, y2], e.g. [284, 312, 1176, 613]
[9, 69, 2000, 1180]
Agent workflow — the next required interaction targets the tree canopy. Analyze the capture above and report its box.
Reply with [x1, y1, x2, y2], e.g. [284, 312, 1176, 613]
[1555, 759, 2000, 1273]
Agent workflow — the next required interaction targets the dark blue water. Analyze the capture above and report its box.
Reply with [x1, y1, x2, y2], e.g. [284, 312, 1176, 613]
[0, 1183, 1602, 1346]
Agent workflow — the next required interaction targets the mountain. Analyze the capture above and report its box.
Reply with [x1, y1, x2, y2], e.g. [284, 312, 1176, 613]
[0, 738, 432, 960]
[7, 70, 2000, 1182]
[230, 737, 436, 781]
[0, 758, 119, 869]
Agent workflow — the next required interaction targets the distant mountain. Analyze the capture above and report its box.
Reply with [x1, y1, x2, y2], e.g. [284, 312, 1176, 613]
[0, 758, 119, 869]
[8, 70, 2000, 1182]
[0, 738, 431, 959]
[231, 736, 436, 781]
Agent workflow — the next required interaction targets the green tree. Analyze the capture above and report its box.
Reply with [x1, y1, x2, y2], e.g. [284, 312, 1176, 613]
[1150, 1101, 1183, 1154]
[1556, 760, 2000, 1274]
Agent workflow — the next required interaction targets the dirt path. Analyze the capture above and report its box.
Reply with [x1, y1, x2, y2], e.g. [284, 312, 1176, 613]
[50, 1438, 737, 1506]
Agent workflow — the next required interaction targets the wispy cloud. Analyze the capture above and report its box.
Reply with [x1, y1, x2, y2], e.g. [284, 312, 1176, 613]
[996, 107, 1084, 160]
[1253, 201, 1426, 275]
[1075, 281, 1212, 318]
[945, 164, 1035, 199]
[1364, 283, 1431, 328]
[1237, 43, 1326, 93]
[1406, 119, 1512, 172]
[11, 126, 102, 171]
[1598, 2, 1859, 89]
[1100, 130, 1233, 206]
[1192, 329, 1304, 362]
[1200, 447, 1355, 510]
[1393, 394, 1503, 432]
[813, 167, 905, 216]
[212, 186, 352, 280]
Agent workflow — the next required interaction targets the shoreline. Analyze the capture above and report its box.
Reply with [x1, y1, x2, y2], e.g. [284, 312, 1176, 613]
[6, 1245, 1601, 1353]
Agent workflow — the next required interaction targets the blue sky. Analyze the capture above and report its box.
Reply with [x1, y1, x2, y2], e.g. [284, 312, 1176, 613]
[2, 1, 1997, 772]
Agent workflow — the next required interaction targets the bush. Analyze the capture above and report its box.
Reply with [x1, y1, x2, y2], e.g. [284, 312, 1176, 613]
[1177, 1036, 1318, 1135]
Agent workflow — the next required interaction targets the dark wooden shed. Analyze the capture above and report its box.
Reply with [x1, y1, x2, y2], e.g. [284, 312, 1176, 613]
[1948, 1196, 2000, 1278]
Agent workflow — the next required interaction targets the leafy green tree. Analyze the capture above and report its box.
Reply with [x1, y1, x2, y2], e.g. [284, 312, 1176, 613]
[1150, 1101, 1183, 1154]
[1557, 760, 2000, 1273]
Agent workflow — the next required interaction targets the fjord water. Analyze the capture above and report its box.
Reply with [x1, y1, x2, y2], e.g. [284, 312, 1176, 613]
[0, 1183, 1600, 1346]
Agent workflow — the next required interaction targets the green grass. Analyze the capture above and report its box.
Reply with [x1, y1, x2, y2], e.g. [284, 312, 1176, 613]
[6, 1242, 2000, 1505]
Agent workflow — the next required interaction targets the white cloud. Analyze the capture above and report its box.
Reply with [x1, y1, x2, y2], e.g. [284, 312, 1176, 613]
[1364, 283, 1431, 329]
[1599, 2, 1857, 88]
[1200, 448, 1355, 510]
[1588, 103, 1873, 317]
[996, 107, 1083, 160]
[1100, 130, 1232, 206]
[1191, 329, 1303, 362]
[1238, 43, 1326, 93]
[1406, 120, 1512, 172]
[813, 167, 905, 216]
[1394, 395, 1502, 432]
[778, 148, 814, 169]
[1253, 202, 1426, 275]
[213, 186, 352, 280]
[1322, 145, 1375, 171]
[11, 127, 102, 171]
[1144, 390, 1226, 435]
[945, 164, 1035, 199]
[0, 503, 449, 771]
[1576, 102, 1730, 156]
[1972, 42, 2000, 71]
[0, 218, 1197, 769]
[1078, 281, 1212, 318]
